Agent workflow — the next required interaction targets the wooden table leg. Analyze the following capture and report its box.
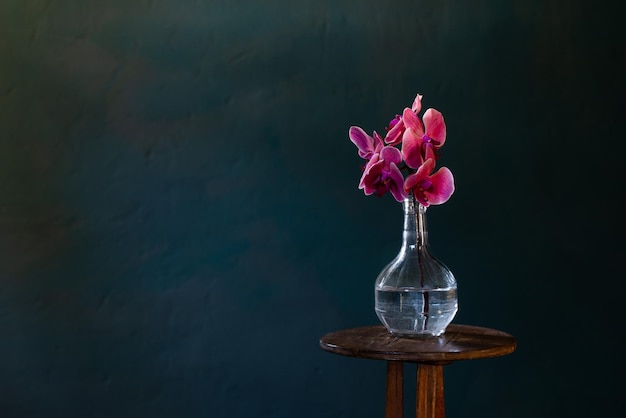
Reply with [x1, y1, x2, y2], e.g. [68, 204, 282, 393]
[415, 363, 445, 418]
[385, 361, 403, 418]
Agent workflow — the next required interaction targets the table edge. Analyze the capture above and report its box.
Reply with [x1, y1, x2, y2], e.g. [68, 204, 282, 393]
[319, 324, 517, 363]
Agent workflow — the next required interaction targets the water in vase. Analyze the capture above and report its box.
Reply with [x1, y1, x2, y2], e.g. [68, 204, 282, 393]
[375, 287, 458, 337]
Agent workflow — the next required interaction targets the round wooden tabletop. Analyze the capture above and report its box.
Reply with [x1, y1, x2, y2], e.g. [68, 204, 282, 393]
[319, 324, 516, 363]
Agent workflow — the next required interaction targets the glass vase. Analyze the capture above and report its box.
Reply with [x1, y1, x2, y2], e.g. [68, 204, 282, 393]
[374, 195, 458, 337]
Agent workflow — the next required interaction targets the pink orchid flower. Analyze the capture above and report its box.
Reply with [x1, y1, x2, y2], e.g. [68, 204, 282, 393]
[404, 158, 455, 207]
[359, 146, 407, 202]
[401, 106, 447, 169]
[384, 93, 423, 146]
[349, 126, 383, 160]
[348, 93, 454, 204]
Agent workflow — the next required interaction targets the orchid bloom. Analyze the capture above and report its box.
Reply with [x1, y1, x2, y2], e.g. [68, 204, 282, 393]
[401, 106, 447, 169]
[404, 158, 455, 207]
[359, 146, 407, 202]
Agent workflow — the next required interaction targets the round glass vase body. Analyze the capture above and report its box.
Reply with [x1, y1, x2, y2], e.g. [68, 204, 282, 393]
[374, 196, 458, 337]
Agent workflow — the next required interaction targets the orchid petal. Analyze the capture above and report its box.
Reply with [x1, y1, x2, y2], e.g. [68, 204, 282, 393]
[423, 109, 446, 146]
[416, 158, 435, 177]
[411, 94, 423, 113]
[426, 167, 455, 205]
[401, 129, 423, 169]
[384, 118, 404, 145]
[403, 159, 432, 191]
[358, 159, 383, 193]
[372, 131, 384, 150]
[380, 145, 402, 164]
[404, 172, 418, 191]
[415, 193, 430, 207]
[349, 126, 376, 159]
[402, 108, 424, 134]
[358, 154, 380, 189]
[388, 163, 408, 202]
[422, 144, 437, 162]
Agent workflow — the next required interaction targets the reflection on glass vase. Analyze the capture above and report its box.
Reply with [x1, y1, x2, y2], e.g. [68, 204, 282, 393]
[375, 194, 458, 337]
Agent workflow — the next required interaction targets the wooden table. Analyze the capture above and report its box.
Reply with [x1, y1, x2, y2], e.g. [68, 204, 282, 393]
[319, 324, 516, 418]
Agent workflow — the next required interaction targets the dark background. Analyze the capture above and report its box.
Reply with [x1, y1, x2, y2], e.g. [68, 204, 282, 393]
[1, 1, 624, 417]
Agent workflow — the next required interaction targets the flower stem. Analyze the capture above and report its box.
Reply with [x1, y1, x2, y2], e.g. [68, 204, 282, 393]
[414, 194, 430, 327]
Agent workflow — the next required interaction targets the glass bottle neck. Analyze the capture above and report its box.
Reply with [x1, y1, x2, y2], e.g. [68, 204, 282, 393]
[402, 195, 428, 251]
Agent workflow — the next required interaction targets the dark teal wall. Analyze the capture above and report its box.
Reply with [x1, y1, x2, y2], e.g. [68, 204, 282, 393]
[1, 1, 623, 417]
